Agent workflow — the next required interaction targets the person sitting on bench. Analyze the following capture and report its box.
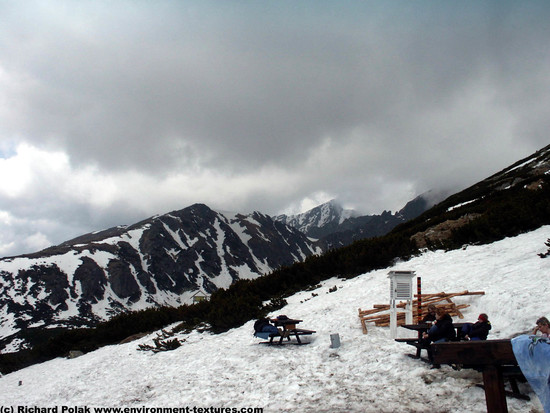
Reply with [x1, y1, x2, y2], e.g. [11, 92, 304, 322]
[421, 308, 456, 368]
[421, 304, 437, 323]
[422, 308, 456, 343]
[460, 313, 492, 341]
[254, 318, 280, 336]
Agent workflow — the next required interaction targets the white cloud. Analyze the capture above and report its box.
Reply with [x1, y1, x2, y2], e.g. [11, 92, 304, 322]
[0, 1, 549, 256]
[0, 143, 66, 197]
[23, 232, 51, 252]
[0, 210, 53, 257]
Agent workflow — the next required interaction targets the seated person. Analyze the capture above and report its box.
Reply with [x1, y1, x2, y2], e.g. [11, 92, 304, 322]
[422, 308, 456, 343]
[460, 313, 491, 340]
[421, 304, 437, 323]
[420, 308, 456, 368]
[532, 316, 550, 338]
[253, 318, 279, 335]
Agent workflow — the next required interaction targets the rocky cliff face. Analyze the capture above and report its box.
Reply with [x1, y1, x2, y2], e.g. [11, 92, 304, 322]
[275, 193, 447, 249]
[274, 199, 358, 239]
[0, 204, 323, 348]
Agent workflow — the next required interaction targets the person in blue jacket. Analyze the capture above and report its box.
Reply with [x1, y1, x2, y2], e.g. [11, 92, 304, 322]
[420, 308, 456, 368]
[253, 318, 279, 335]
[422, 308, 456, 343]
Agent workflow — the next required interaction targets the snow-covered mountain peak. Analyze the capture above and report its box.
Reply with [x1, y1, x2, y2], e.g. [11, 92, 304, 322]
[274, 199, 357, 234]
[0, 204, 324, 351]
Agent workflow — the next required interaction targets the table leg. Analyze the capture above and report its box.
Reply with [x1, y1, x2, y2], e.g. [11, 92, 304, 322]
[415, 331, 422, 358]
[482, 365, 508, 413]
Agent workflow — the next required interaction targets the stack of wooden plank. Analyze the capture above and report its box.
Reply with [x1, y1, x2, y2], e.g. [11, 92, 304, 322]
[358, 290, 485, 334]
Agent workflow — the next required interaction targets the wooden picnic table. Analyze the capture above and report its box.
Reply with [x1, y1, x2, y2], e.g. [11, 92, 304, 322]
[432, 339, 522, 413]
[262, 318, 316, 345]
[271, 317, 303, 329]
[401, 322, 467, 336]
[397, 323, 467, 358]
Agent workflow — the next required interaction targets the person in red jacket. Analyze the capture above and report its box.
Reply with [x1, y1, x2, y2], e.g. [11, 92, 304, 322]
[461, 313, 492, 341]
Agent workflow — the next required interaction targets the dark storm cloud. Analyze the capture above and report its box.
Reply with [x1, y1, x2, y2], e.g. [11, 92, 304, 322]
[0, 1, 549, 256]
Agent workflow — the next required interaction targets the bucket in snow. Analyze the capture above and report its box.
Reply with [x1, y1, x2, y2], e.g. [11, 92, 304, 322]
[330, 333, 341, 348]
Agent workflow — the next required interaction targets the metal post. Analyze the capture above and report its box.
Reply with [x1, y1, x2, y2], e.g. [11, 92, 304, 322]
[390, 299, 397, 338]
[405, 300, 413, 324]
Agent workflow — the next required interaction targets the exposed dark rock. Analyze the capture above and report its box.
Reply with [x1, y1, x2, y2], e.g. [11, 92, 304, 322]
[107, 259, 141, 302]
[0, 203, 323, 350]
[73, 257, 107, 303]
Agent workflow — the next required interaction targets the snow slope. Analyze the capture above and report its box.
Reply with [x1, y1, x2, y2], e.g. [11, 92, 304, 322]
[2, 226, 550, 412]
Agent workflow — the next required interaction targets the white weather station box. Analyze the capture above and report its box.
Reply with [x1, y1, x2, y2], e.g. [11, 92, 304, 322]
[388, 270, 416, 338]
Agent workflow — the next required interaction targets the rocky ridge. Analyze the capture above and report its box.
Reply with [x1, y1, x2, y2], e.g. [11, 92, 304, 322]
[0, 204, 322, 349]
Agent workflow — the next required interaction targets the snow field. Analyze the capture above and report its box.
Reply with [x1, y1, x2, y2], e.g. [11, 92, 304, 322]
[2, 226, 550, 412]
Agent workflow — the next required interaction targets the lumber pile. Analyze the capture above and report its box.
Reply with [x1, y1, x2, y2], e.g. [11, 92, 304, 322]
[358, 290, 485, 334]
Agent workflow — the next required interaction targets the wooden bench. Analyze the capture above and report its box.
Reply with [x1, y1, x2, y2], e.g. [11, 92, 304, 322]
[290, 328, 316, 344]
[395, 322, 467, 362]
[395, 338, 423, 351]
[255, 328, 316, 345]
[394, 338, 418, 343]
[395, 338, 432, 362]
[432, 339, 528, 412]
[293, 328, 316, 334]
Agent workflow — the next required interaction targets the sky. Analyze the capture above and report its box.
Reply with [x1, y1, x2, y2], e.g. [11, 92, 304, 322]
[0, 1, 549, 258]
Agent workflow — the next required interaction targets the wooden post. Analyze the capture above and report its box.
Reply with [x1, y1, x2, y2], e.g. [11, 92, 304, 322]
[416, 277, 422, 323]
[482, 365, 508, 413]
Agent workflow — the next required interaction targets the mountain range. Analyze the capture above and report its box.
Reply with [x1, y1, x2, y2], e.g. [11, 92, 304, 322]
[0, 190, 437, 351]
[276, 191, 448, 247]
[2, 143, 550, 354]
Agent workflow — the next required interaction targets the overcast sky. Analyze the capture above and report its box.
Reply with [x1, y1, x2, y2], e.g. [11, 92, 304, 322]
[0, 1, 549, 257]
